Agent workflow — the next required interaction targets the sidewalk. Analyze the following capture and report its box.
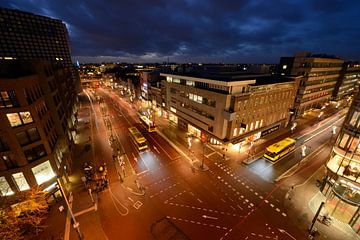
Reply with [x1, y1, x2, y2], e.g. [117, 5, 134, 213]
[285, 166, 360, 240]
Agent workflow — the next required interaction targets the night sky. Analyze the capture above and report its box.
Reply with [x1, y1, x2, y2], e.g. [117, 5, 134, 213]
[1, 0, 359, 63]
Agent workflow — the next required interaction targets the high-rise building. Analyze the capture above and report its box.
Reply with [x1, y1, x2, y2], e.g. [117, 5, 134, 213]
[0, 61, 77, 196]
[0, 7, 72, 66]
[323, 85, 360, 233]
[0, 8, 78, 196]
[279, 52, 344, 117]
[0, 7, 80, 92]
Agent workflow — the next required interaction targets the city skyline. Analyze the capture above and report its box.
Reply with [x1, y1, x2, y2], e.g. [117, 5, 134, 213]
[1, 0, 359, 64]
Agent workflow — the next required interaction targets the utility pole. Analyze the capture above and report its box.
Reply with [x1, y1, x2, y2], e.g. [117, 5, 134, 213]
[309, 201, 325, 233]
[57, 178, 83, 239]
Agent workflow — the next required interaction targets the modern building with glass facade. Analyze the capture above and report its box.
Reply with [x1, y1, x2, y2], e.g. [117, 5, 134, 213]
[323, 85, 360, 233]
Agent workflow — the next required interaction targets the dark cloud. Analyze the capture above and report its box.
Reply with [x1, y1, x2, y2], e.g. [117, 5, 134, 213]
[1, 0, 359, 63]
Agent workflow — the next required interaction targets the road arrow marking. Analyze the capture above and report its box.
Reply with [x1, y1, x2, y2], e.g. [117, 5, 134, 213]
[202, 215, 218, 220]
[277, 228, 296, 240]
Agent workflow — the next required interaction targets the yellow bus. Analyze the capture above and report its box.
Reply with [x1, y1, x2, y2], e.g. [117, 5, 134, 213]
[264, 138, 296, 162]
[139, 115, 156, 132]
[128, 127, 148, 151]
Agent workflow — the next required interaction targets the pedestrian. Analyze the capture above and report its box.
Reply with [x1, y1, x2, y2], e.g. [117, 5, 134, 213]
[288, 186, 294, 200]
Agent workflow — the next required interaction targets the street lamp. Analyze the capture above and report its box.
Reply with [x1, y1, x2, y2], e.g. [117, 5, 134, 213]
[57, 178, 83, 239]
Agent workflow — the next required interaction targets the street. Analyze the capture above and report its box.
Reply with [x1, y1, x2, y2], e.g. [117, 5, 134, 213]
[69, 87, 344, 240]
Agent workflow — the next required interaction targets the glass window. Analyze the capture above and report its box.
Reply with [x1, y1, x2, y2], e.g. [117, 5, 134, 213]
[186, 80, 195, 86]
[12, 172, 30, 191]
[27, 127, 40, 142]
[6, 113, 22, 127]
[31, 160, 56, 185]
[349, 110, 360, 127]
[0, 176, 13, 196]
[339, 133, 350, 149]
[19, 111, 33, 124]
[16, 131, 29, 146]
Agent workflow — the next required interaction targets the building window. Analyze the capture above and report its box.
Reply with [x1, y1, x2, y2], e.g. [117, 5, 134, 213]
[20, 111, 33, 124]
[349, 110, 360, 127]
[233, 128, 238, 137]
[6, 111, 34, 127]
[16, 127, 40, 146]
[2, 155, 15, 169]
[12, 172, 30, 191]
[255, 120, 259, 129]
[186, 80, 195, 86]
[0, 176, 13, 196]
[0, 137, 10, 152]
[24, 144, 47, 162]
[0, 90, 19, 108]
[6, 113, 22, 127]
[31, 160, 56, 185]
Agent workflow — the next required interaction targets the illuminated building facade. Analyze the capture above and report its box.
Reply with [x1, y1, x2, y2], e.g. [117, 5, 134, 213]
[323, 85, 360, 232]
[279, 52, 344, 117]
[161, 73, 297, 146]
[0, 61, 77, 196]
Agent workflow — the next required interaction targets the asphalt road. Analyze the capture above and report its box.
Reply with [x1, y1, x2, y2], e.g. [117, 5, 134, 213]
[247, 112, 346, 182]
[77, 87, 341, 240]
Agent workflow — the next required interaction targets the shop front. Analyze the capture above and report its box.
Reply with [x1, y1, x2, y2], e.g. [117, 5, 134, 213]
[188, 124, 201, 138]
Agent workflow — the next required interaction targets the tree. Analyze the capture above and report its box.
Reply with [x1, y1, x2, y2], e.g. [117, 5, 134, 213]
[0, 186, 49, 239]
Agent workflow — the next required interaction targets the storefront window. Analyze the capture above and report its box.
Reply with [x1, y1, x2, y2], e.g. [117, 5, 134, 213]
[12, 172, 30, 191]
[31, 161, 56, 185]
[339, 133, 350, 149]
[0, 176, 14, 196]
[349, 110, 360, 127]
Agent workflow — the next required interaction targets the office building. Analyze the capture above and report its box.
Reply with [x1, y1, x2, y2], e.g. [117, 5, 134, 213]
[333, 62, 360, 100]
[279, 52, 344, 117]
[160, 73, 297, 147]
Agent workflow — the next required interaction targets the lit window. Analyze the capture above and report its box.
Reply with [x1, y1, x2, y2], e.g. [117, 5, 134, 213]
[6, 113, 22, 127]
[31, 160, 56, 185]
[233, 128, 238, 137]
[170, 107, 177, 113]
[186, 80, 195, 86]
[12, 172, 30, 191]
[282, 65, 287, 70]
[19, 111, 33, 124]
[0, 176, 14, 196]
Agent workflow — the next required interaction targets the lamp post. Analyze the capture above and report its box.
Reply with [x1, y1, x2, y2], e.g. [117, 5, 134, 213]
[57, 178, 83, 239]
